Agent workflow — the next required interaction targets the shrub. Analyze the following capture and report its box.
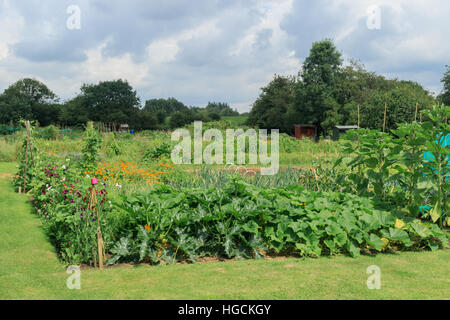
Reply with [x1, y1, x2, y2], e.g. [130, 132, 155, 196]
[38, 125, 59, 140]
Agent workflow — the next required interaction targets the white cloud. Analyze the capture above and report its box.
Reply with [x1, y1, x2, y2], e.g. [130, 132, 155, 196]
[0, 0, 448, 112]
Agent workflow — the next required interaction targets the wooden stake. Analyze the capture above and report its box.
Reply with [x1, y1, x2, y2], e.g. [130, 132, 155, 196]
[88, 186, 106, 269]
[383, 102, 387, 132]
[97, 229, 104, 269]
[414, 102, 418, 122]
[357, 104, 360, 128]
[23, 121, 31, 192]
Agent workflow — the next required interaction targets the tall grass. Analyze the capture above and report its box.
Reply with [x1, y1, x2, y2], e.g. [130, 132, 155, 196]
[0, 137, 20, 162]
[1, 128, 343, 170]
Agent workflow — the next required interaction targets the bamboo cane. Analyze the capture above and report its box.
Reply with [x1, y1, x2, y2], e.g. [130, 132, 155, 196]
[23, 121, 31, 193]
[357, 104, 360, 128]
[88, 180, 106, 269]
[414, 102, 418, 122]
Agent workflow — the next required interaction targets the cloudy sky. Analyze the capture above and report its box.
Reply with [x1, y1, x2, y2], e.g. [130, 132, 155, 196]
[0, 0, 448, 112]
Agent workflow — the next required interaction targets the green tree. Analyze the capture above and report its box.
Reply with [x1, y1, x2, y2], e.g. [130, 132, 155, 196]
[438, 65, 450, 106]
[247, 75, 296, 132]
[144, 98, 188, 117]
[295, 39, 343, 135]
[169, 111, 193, 128]
[205, 102, 239, 116]
[78, 79, 140, 123]
[359, 80, 435, 131]
[59, 96, 90, 127]
[0, 78, 59, 125]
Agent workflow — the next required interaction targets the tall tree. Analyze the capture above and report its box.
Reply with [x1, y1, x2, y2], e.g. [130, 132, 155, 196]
[0, 78, 59, 125]
[205, 102, 239, 116]
[295, 39, 343, 135]
[144, 98, 187, 116]
[79, 79, 141, 123]
[438, 65, 450, 106]
[247, 75, 296, 132]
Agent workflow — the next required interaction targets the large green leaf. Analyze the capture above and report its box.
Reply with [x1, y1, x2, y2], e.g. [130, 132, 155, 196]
[366, 233, 383, 251]
[381, 228, 412, 247]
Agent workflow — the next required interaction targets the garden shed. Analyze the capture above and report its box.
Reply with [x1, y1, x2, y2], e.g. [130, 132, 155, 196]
[119, 124, 129, 133]
[294, 124, 317, 140]
[332, 125, 359, 141]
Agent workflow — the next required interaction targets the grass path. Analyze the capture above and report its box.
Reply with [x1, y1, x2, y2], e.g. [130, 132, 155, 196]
[0, 162, 449, 300]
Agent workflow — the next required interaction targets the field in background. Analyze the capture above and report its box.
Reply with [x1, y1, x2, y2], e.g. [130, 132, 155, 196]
[0, 118, 341, 169]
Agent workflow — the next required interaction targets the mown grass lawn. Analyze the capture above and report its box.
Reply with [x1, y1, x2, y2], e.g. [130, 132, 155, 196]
[0, 162, 449, 300]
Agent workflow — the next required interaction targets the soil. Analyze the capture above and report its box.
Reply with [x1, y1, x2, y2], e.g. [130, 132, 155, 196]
[78, 252, 302, 270]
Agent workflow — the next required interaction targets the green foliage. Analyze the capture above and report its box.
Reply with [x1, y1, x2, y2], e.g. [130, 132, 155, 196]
[24, 154, 116, 265]
[204, 102, 239, 116]
[37, 125, 59, 140]
[248, 42, 436, 135]
[80, 121, 102, 170]
[0, 78, 59, 126]
[12, 120, 38, 192]
[438, 65, 450, 106]
[295, 39, 342, 135]
[144, 97, 187, 116]
[0, 124, 18, 136]
[61, 79, 157, 130]
[420, 104, 449, 226]
[109, 178, 448, 265]
[143, 142, 173, 161]
[336, 129, 399, 201]
[105, 133, 121, 157]
[247, 75, 296, 132]
[334, 105, 449, 226]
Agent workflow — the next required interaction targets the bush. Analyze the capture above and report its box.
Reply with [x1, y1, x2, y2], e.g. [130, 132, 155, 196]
[38, 125, 59, 140]
[143, 142, 172, 161]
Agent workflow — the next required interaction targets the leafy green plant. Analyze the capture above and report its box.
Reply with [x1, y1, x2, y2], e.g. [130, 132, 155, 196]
[108, 177, 448, 265]
[143, 142, 172, 161]
[80, 121, 102, 170]
[335, 129, 400, 201]
[13, 120, 38, 192]
[334, 107, 449, 226]
[38, 125, 59, 140]
[26, 154, 116, 265]
[105, 132, 121, 156]
[391, 122, 427, 217]
[420, 104, 449, 226]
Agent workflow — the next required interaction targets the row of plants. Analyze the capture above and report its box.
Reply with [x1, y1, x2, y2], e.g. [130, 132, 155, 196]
[12, 122, 164, 265]
[107, 177, 448, 265]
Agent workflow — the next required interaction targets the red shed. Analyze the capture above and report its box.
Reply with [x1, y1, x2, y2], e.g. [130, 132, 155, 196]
[294, 124, 317, 140]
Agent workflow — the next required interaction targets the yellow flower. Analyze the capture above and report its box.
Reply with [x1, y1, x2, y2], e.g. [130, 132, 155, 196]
[394, 219, 405, 229]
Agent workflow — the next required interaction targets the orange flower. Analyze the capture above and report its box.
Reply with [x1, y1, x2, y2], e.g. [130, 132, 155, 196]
[144, 224, 151, 232]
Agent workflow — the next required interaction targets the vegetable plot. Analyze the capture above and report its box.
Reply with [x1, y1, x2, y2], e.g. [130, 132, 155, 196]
[109, 178, 448, 265]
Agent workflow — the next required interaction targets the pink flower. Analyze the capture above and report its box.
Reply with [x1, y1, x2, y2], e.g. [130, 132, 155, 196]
[91, 178, 98, 185]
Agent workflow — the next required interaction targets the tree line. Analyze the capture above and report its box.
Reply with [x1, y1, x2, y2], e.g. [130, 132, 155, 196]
[1, 39, 448, 135]
[247, 39, 449, 136]
[0, 78, 239, 130]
